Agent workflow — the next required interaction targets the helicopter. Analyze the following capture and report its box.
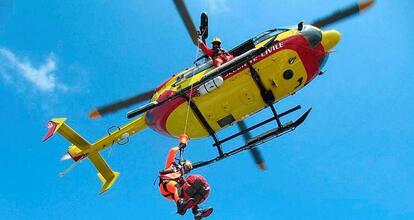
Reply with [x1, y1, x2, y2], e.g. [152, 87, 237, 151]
[43, 0, 374, 194]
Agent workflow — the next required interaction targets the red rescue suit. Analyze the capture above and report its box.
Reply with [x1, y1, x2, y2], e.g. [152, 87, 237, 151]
[198, 39, 234, 67]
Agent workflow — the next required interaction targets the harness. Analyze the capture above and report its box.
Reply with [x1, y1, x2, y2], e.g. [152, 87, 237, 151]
[159, 163, 184, 199]
[159, 146, 190, 200]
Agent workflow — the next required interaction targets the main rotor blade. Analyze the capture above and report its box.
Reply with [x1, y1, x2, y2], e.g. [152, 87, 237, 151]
[173, 0, 199, 46]
[311, 0, 374, 28]
[237, 121, 266, 170]
[89, 90, 153, 119]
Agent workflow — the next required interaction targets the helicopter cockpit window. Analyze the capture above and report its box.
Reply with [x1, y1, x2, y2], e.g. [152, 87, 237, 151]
[252, 30, 275, 44]
[300, 26, 322, 48]
[252, 28, 289, 45]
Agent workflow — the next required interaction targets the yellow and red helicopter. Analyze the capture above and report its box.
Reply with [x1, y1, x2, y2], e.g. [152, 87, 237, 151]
[43, 0, 374, 194]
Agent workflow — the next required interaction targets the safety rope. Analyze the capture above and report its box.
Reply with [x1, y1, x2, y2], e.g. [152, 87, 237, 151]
[183, 44, 199, 135]
[181, 30, 207, 162]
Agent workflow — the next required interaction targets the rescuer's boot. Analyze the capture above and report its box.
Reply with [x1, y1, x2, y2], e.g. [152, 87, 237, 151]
[176, 198, 195, 215]
[193, 206, 213, 220]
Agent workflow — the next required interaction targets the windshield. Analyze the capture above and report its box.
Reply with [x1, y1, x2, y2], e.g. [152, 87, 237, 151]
[178, 27, 289, 85]
[299, 25, 322, 48]
[252, 28, 290, 45]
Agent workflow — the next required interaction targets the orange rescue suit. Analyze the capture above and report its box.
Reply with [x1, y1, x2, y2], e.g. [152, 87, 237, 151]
[159, 147, 183, 201]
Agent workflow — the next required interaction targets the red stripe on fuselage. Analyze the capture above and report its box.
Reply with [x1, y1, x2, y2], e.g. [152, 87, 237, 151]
[145, 90, 185, 136]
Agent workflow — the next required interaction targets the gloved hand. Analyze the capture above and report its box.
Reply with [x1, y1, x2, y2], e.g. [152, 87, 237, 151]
[178, 143, 187, 150]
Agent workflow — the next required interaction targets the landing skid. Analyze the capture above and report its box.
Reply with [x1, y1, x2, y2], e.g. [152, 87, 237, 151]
[192, 105, 311, 170]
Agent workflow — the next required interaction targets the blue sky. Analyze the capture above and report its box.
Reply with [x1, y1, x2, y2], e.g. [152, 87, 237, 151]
[1, 0, 414, 219]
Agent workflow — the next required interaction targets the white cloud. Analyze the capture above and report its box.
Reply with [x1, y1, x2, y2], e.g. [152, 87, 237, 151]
[0, 48, 66, 92]
[0, 65, 13, 84]
[204, 0, 229, 13]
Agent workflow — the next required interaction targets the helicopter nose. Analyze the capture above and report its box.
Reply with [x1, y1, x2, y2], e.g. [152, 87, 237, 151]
[321, 30, 341, 52]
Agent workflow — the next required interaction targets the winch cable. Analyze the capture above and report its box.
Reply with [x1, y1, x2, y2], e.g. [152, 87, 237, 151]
[183, 30, 206, 137]
[181, 30, 206, 160]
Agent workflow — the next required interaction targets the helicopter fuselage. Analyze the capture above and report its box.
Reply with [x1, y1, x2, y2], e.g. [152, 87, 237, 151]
[145, 28, 328, 139]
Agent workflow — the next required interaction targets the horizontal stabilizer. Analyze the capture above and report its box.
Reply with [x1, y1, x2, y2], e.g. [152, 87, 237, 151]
[89, 153, 120, 194]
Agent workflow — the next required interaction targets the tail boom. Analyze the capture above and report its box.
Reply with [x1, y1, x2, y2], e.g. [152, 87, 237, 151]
[43, 116, 148, 194]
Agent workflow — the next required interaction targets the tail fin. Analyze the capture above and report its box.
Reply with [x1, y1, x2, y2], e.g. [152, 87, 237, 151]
[43, 118, 90, 150]
[89, 152, 120, 194]
[43, 116, 148, 194]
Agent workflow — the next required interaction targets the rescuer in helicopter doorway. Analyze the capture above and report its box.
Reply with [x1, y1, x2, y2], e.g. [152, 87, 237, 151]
[198, 37, 234, 67]
[159, 134, 213, 220]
